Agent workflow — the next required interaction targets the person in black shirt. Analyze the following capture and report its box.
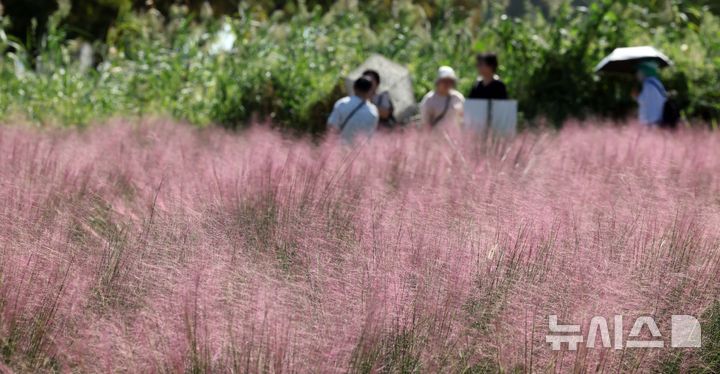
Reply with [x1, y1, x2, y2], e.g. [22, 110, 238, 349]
[468, 53, 509, 100]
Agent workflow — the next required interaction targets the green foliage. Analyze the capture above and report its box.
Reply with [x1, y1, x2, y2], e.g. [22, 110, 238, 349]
[350, 324, 423, 373]
[0, 0, 718, 130]
[698, 301, 720, 372]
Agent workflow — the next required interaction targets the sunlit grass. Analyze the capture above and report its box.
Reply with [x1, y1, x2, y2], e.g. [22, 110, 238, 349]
[0, 120, 717, 372]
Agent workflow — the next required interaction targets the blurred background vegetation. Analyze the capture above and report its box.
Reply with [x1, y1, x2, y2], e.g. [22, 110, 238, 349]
[0, 0, 718, 131]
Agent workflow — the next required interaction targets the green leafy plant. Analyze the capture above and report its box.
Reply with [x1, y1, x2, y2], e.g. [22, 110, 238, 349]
[0, 0, 717, 130]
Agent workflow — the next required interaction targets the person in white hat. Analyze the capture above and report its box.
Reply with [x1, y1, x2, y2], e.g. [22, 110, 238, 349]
[420, 66, 465, 128]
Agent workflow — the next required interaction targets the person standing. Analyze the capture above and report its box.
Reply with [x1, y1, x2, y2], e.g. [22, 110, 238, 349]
[327, 77, 379, 143]
[420, 66, 465, 128]
[632, 61, 667, 126]
[468, 53, 508, 100]
[362, 69, 395, 128]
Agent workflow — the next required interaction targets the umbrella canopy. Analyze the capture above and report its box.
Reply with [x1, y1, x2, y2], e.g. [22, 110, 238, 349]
[594, 46, 673, 74]
[345, 54, 417, 122]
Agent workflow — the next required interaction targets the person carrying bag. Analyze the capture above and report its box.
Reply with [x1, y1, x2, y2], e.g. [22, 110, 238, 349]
[420, 66, 465, 128]
[327, 77, 379, 142]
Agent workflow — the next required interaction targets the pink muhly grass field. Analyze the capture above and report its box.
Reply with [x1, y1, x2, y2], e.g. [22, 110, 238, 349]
[0, 120, 718, 373]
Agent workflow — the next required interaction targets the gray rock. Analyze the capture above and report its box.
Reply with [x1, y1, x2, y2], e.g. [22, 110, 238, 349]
[345, 54, 417, 123]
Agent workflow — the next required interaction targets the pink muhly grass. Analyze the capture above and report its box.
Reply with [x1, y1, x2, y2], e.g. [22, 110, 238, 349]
[0, 120, 717, 373]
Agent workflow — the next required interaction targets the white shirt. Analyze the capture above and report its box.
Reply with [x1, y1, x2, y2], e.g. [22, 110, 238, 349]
[637, 77, 667, 125]
[327, 96, 379, 142]
[420, 89, 465, 128]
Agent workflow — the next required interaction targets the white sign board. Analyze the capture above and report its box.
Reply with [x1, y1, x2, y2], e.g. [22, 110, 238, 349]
[463, 99, 518, 136]
[464, 99, 490, 133]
